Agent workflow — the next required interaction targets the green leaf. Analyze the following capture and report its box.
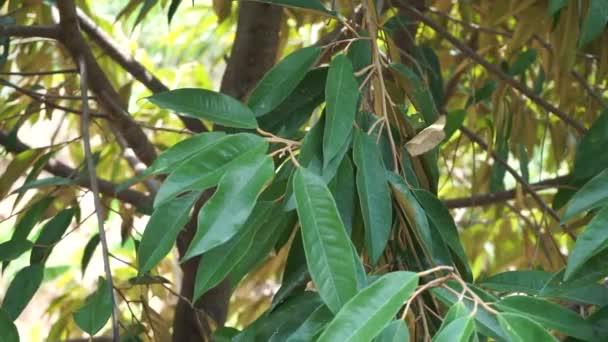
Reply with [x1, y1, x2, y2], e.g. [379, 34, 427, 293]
[375, 320, 410, 342]
[293, 168, 358, 314]
[573, 108, 608, 180]
[317, 271, 419, 342]
[0, 16, 15, 66]
[465, 80, 497, 108]
[147, 88, 258, 129]
[549, 0, 569, 16]
[30, 208, 75, 265]
[80, 234, 100, 276]
[0, 309, 19, 342]
[391, 63, 439, 125]
[253, 0, 334, 16]
[154, 133, 266, 207]
[183, 153, 274, 260]
[14, 150, 55, 209]
[133, 0, 159, 27]
[1, 265, 43, 320]
[413, 189, 472, 281]
[192, 202, 272, 300]
[509, 49, 537, 76]
[138, 191, 200, 273]
[128, 274, 171, 285]
[432, 317, 475, 342]
[73, 277, 113, 335]
[328, 155, 356, 235]
[353, 130, 392, 264]
[285, 305, 333, 342]
[562, 168, 608, 221]
[480, 270, 553, 295]
[11, 177, 73, 195]
[444, 109, 466, 141]
[347, 36, 372, 85]
[248, 46, 322, 116]
[496, 295, 596, 341]
[0, 148, 43, 199]
[579, 0, 608, 47]
[10, 197, 54, 242]
[167, 0, 183, 23]
[323, 54, 359, 167]
[565, 206, 608, 280]
[497, 313, 559, 342]
[0, 239, 33, 262]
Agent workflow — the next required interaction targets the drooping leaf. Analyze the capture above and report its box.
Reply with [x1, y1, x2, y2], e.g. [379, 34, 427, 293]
[183, 153, 274, 260]
[0, 239, 33, 262]
[347, 36, 372, 85]
[432, 316, 475, 342]
[133, 0, 159, 28]
[248, 46, 322, 116]
[147, 88, 258, 129]
[293, 168, 358, 314]
[73, 277, 113, 335]
[573, 108, 608, 180]
[0, 148, 44, 199]
[562, 168, 608, 221]
[323, 54, 359, 167]
[391, 63, 439, 125]
[444, 109, 466, 141]
[496, 295, 597, 341]
[497, 313, 559, 342]
[192, 202, 273, 300]
[285, 305, 333, 342]
[167, 0, 183, 23]
[509, 49, 537, 76]
[30, 208, 75, 265]
[328, 156, 356, 235]
[565, 206, 608, 280]
[549, 0, 569, 16]
[253, 0, 334, 16]
[579, 0, 608, 47]
[154, 133, 266, 207]
[10, 196, 54, 242]
[138, 191, 200, 273]
[317, 271, 419, 342]
[14, 150, 55, 209]
[11, 177, 73, 195]
[1, 265, 44, 320]
[353, 130, 392, 264]
[0, 309, 19, 342]
[405, 115, 447, 156]
[80, 234, 100, 277]
[375, 320, 410, 342]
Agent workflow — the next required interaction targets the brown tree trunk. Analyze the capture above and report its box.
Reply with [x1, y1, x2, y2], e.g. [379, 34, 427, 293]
[171, 3, 282, 341]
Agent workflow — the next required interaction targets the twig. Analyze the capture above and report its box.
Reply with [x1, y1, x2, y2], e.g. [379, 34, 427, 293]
[79, 56, 120, 341]
[0, 68, 78, 76]
[0, 24, 60, 39]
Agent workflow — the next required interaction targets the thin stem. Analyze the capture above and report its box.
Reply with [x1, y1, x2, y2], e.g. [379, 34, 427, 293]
[79, 56, 120, 341]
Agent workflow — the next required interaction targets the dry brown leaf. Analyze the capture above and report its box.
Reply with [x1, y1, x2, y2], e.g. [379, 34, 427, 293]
[405, 115, 446, 156]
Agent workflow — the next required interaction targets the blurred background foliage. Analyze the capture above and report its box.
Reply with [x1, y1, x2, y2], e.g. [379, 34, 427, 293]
[0, 0, 607, 340]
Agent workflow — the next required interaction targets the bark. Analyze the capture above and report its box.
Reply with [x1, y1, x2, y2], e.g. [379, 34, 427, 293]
[171, 2, 282, 341]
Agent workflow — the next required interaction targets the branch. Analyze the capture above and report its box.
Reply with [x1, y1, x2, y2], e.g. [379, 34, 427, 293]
[78, 56, 120, 341]
[0, 24, 59, 39]
[403, 5, 587, 134]
[56, 0, 157, 166]
[0, 68, 78, 76]
[0, 130, 152, 212]
[75, 10, 206, 133]
[442, 175, 570, 208]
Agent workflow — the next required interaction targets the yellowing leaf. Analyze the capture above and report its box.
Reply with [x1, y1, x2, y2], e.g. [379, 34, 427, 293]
[405, 115, 446, 156]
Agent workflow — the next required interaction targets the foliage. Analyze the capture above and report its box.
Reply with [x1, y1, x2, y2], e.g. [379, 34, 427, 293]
[1, 0, 608, 341]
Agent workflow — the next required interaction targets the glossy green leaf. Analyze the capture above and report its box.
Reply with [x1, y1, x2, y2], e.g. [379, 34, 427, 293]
[183, 153, 274, 260]
[254, 0, 334, 16]
[1, 265, 43, 320]
[317, 271, 419, 342]
[139, 191, 200, 273]
[323, 54, 358, 167]
[154, 133, 267, 207]
[147, 88, 257, 128]
[496, 295, 596, 341]
[376, 320, 409, 342]
[562, 168, 608, 221]
[30, 208, 75, 265]
[391, 63, 439, 125]
[192, 202, 273, 300]
[353, 130, 392, 264]
[293, 168, 358, 314]
[285, 305, 333, 342]
[579, 0, 608, 47]
[328, 155, 355, 235]
[80, 234, 99, 276]
[0, 239, 33, 262]
[0, 309, 19, 342]
[347, 37, 372, 85]
[565, 206, 608, 280]
[432, 316, 475, 342]
[573, 108, 608, 180]
[73, 277, 113, 335]
[480, 270, 553, 294]
[10, 197, 54, 242]
[413, 189, 472, 281]
[498, 313, 558, 342]
[248, 46, 322, 116]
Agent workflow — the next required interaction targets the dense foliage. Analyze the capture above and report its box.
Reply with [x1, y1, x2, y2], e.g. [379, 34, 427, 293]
[1, 0, 608, 341]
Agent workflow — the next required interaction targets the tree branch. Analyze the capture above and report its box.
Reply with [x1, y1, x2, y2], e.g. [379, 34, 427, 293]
[0, 130, 152, 212]
[75, 9, 206, 133]
[0, 24, 60, 39]
[403, 5, 587, 134]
